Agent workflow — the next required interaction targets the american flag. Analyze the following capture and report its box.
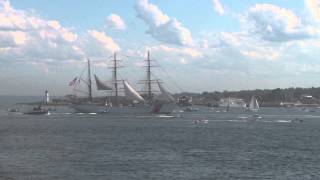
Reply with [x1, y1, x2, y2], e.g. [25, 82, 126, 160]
[69, 77, 78, 86]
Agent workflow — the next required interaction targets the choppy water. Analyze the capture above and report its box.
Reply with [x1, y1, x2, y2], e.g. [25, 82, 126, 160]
[1, 97, 320, 179]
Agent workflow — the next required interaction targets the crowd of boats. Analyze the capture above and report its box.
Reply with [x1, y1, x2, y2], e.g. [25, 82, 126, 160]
[5, 51, 272, 116]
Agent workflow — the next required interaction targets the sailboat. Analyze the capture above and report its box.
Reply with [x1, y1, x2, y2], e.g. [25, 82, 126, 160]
[248, 96, 260, 112]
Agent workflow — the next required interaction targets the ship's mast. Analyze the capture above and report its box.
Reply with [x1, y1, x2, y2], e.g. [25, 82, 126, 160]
[87, 58, 93, 102]
[113, 52, 119, 106]
[141, 51, 160, 102]
[147, 51, 152, 100]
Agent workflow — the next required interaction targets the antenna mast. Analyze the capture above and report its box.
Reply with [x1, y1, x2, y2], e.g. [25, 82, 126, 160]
[87, 58, 93, 102]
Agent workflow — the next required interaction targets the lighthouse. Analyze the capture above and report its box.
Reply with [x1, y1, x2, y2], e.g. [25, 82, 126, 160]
[45, 90, 50, 104]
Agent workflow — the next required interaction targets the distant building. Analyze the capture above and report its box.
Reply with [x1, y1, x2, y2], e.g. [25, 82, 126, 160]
[220, 98, 246, 108]
[301, 94, 313, 99]
[300, 94, 319, 105]
[177, 96, 192, 106]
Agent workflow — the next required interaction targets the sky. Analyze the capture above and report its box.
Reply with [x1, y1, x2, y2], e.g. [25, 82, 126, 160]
[1, 0, 320, 96]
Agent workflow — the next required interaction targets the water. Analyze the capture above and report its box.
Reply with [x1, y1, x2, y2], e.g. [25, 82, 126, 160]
[0, 98, 320, 179]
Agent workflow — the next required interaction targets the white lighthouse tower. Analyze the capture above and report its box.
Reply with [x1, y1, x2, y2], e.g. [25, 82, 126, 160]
[45, 90, 50, 104]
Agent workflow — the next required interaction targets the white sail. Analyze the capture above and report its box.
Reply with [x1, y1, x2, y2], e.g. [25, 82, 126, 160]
[156, 82, 175, 102]
[123, 81, 145, 103]
[249, 96, 259, 110]
[94, 74, 113, 90]
[249, 96, 255, 109]
[255, 98, 260, 109]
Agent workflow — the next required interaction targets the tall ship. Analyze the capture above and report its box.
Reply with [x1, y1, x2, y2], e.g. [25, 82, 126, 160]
[69, 52, 176, 114]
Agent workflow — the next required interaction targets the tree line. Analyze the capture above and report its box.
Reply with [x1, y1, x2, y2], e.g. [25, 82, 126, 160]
[175, 87, 320, 106]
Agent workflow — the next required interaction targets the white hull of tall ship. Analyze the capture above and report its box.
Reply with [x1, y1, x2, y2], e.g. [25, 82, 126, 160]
[72, 104, 107, 114]
[72, 103, 175, 114]
[157, 103, 176, 114]
[72, 104, 154, 114]
[153, 82, 176, 114]
[106, 105, 153, 114]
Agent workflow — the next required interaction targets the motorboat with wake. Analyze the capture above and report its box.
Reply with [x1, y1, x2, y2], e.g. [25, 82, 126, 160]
[23, 105, 49, 115]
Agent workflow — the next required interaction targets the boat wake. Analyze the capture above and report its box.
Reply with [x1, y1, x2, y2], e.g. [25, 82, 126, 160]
[275, 120, 292, 123]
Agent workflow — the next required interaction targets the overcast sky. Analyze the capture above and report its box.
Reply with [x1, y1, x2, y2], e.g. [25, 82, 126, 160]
[1, 0, 320, 96]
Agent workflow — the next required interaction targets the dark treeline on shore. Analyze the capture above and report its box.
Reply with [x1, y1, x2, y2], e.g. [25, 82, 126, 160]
[175, 87, 320, 106]
[39, 87, 320, 107]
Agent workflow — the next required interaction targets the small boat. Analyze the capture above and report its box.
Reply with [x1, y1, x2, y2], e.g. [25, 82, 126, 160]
[251, 114, 262, 119]
[183, 107, 199, 112]
[292, 118, 304, 123]
[192, 119, 209, 124]
[24, 106, 49, 115]
[7, 108, 19, 112]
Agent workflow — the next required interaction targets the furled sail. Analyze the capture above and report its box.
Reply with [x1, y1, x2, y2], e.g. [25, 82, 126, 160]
[156, 81, 175, 102]
[123, 81, 145, 103]
[94, 74, 113, 90]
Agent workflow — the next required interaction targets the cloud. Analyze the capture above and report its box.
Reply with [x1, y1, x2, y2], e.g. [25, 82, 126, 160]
[305, 0, 320, 22]
[0, 31, 26, 47]
[213, 0, 225, 15]
[135, 0, 193, 46]
[240, 47, 281, 61]
[146, 44, 202, 59]
[203, 30, 284, 62]
[88, 30, 120, 53]
[0, 0, 11, 12]
[219, 32, 243, 46]
[0, 0, 122, 67]
[211, 3, 320, 63]
[0, 0, 84, 64]
[246, 4, 317, 42]
[135, 0, 169, 26]
[106, 14, 126, 30]
[3, 0, 320, 93]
